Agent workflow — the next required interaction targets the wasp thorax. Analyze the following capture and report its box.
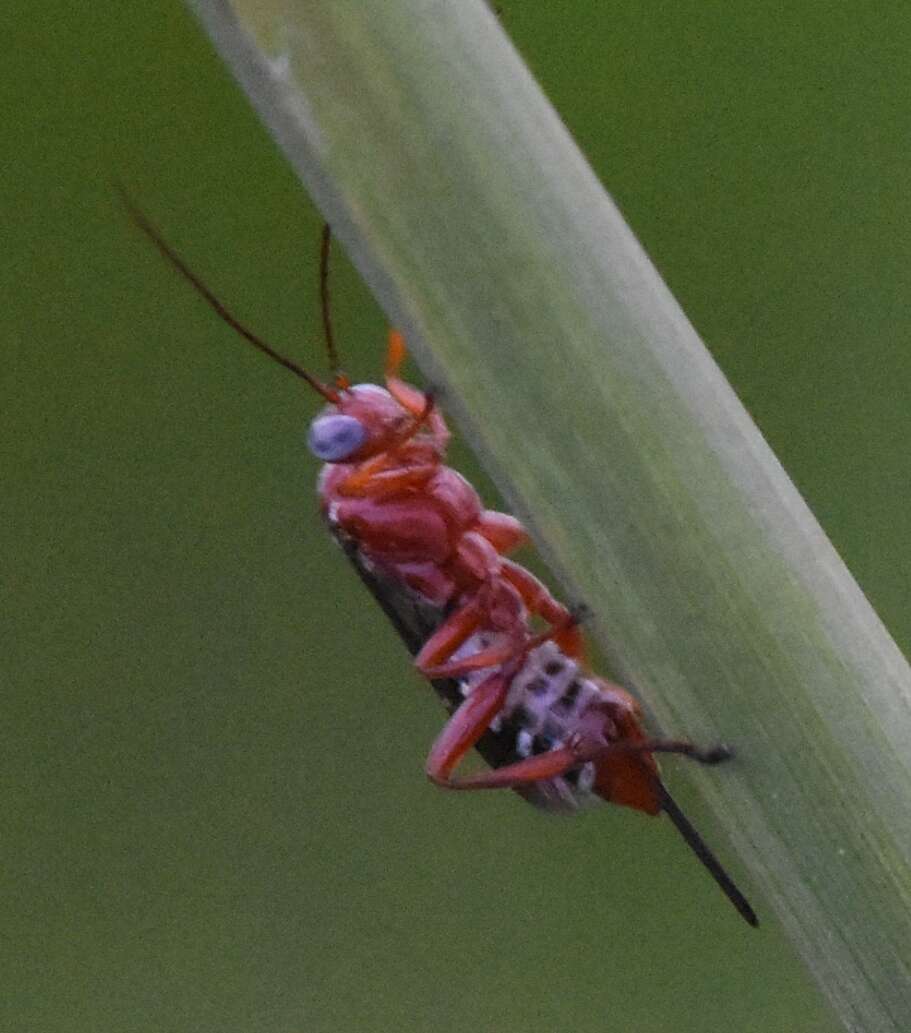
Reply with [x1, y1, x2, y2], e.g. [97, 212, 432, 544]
[307, 413, 366, 462]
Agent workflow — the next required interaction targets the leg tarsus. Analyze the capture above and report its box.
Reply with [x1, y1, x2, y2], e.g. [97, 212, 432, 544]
[570, 735, 735, 766]
[694, 743, 733, 765]
[641, 739, 734, 766]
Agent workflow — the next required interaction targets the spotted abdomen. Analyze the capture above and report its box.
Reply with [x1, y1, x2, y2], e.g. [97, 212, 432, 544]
[455, 639, 610, 814]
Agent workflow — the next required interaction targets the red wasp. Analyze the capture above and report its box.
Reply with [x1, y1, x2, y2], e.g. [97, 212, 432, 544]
[123, 194, 758, 927]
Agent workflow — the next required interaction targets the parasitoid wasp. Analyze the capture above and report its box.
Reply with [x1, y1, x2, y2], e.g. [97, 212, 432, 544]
[122, 190, 758, 928]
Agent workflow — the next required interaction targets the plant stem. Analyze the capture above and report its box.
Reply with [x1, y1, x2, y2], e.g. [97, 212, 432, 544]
[189, 2, 911, 1029]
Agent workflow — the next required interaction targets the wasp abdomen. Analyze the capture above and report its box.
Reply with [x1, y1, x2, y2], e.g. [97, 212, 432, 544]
[451, 637, 601, 813]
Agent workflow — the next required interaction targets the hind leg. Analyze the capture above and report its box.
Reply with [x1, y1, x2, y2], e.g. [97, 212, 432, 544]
[429, 730, 731, 792]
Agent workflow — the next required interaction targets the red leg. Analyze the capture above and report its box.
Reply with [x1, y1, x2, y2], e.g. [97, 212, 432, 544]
[336, 453, 437, 498]
[592, 738, 732, 765]
[429, 743, 582, 790]
[425, 667, 516, 785]
[475, 511, 528, 554]
[426, 616, 590, 789]
[428, 733, 728, 793]
[417, 540, 529, 678]
[415, 591, 522, 678]
[422, 638, 520, 679]
[385, 330, 450, 448]
[419, 550, 586, 689]
[414, 596, 483, 672]
[453, 530, 502, 582]
[500, 559, 586, 659]
[386, 329, 407, 378]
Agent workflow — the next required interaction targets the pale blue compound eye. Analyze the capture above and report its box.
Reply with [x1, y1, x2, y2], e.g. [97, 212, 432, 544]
[307, 414, 366, 461]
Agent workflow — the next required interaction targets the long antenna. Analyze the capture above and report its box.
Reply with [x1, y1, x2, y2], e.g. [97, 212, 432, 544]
[657, 784, 759, 927]
[117, 185, 338, 403]
[319, 225, 338, 373]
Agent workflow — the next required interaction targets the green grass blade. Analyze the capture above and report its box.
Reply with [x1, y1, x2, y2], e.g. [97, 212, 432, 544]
[189, 2, 911, 1029]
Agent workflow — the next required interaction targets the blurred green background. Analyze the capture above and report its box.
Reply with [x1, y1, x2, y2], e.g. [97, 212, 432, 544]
[4, 3, 909, 1031]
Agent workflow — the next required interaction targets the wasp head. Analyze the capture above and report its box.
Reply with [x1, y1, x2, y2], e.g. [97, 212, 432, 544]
[307, 384, 414, 464]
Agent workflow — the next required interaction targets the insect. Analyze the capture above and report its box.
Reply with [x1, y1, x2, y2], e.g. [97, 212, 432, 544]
[122, 192, 758, 927]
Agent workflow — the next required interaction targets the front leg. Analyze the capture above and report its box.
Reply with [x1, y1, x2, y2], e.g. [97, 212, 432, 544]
[385, 329, 451, 451]
[336, 457, 437, 499]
